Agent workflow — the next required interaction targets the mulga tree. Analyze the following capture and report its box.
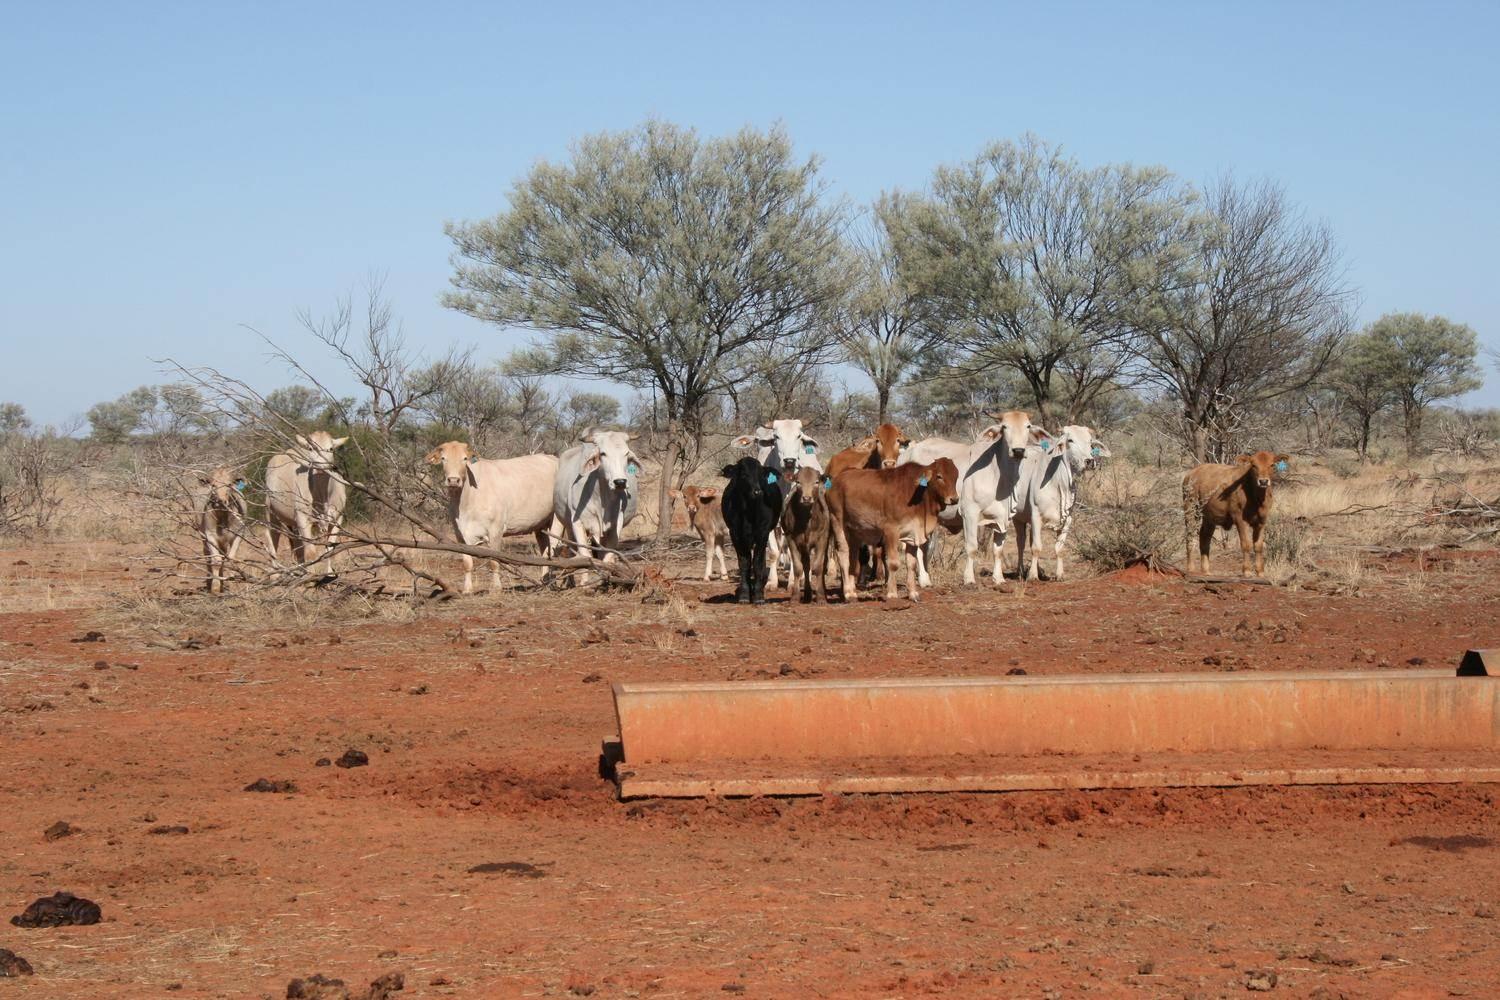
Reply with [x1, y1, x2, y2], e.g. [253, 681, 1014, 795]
[1359, 312, 1483, 455]
[444, 120, 847, 543]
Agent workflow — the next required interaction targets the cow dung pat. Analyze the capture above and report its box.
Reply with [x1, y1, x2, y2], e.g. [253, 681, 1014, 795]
[335, 750, 369, 769]
[149, 825, 190, 836]
[43, 820, 77, 841]
[0, 949, 34, 977]
[286, 970, 404, 1000]
[468, 861, 548, 878]
[11, 891, 102, 928]
[245, 778, 296, 793]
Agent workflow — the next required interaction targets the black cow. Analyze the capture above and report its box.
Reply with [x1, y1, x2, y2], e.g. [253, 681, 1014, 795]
[720, 457, 785, 604]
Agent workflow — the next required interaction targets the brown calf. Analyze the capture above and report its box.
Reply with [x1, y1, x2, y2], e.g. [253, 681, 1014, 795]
[1182, 450, 1290, 576]
[670, 485, 730, 581]
[780, 467, 832, 603]
[826, 458, 960, 602]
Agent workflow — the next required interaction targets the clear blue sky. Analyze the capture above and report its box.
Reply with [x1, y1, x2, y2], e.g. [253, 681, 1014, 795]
[3, 0, 1497, 426]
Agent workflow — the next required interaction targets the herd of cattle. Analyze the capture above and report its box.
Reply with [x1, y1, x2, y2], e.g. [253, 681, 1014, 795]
[191, 416, 1291, 599]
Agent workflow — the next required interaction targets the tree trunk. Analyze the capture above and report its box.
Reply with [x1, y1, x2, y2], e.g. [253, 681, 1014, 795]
[654, 419, 683, 547]
[1403, 401, 1422, 457]
[1188, 421, 1210, 464]
[876, 383, 891, 425]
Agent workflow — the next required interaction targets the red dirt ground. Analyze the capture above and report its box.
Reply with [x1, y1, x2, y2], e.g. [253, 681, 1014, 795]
[1, 542, 1497, 998]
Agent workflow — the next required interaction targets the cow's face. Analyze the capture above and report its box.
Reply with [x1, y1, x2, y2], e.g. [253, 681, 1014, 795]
[919, 458, 961, 509]
[979, 410, 1046, 461]
[295, 431, 347, 470]
[1235, 450, 1289, 489]
[873, 422, 910, 469]
[738, 419, 819, 472]
[721, 458, 767, 500]
[788, 466, 823, 508]
[424, 440, 477, 489]
[582, 429, 639, 490]
[1057, 425, 1109, 470]
[672, 485, 717, 516]
[199, 466, 246, 509]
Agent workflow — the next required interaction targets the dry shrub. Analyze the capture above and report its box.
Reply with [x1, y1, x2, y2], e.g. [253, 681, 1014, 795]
[1071, 468, 1181, 572]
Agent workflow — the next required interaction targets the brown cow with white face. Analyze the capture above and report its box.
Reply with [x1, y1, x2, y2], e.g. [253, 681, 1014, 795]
[825, 458, 960, 602]
[1183, 450, 1291, 576]
[669, 484, 730, 581]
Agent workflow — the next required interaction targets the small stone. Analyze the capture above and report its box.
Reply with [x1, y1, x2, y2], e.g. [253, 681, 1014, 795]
[409, 685, 428, 695]
[244, 778, 296, 793]
[1007, 667, 1027, 676]
[1408, 656, 1426, 666]
[581, 673, 602, 684]
[1136, 960, 1155, 975]
[93, 660, 110, 670]
[315, 757, 331, 767]
[0, 948, 34, 977]
[1475, 905, 1495, 919]
[378, 949, 397, 958]
[1342, 881, 1357, 894]
[722, 985, 746, 994]
[1245, 969, 1277, 991]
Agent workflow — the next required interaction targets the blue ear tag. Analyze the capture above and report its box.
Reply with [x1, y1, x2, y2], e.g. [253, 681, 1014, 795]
[234, 479, 247, 492]
[627, 462, 639, 474]
[1275, 460, 1288, 473]
[766, 472, 777, 484]
[918, 475, 929, 487]
[1091, 445, 1102, 457]
[822, 476, 832, 489]
[804, 444, 815, 455]
[1040, 440, 1051, 452]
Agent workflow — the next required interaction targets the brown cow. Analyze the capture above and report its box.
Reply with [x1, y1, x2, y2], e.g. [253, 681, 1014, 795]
[669, 485, 730, 581]
[826, 458, 960, 602]
[1182, 450, 1290, 576]
[196, 466, 246, 594]
[780, 466, 831, 603]
[826, 422, 910, 479]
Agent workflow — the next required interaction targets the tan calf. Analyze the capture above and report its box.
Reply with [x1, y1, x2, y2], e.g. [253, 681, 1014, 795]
[197, 466, 246, 594]
[825, 458, 960, 602]
[780, 467, 831, 603]
[1183, 450, 1290, 576]
[670, 485, 730, 581]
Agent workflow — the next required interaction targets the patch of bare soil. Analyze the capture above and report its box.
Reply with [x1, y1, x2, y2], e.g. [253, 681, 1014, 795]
[0, 537, 1497, 996]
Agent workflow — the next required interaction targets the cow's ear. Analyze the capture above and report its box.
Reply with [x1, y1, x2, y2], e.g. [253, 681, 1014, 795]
[1275, 454, 1291, 465]
[424, 448, 442, 465]
[577, 426, 596, 443]
[1233, 454, 1253, 465]
[978, 424, 1002, 442]
[464, 444, 477, 461]
[801, 434, 819, 449]
[294, 434, 311, 449]
[899, 437, 912, 448]
[330, 436, 349, 449]
[699, 486, 717, 499]
[1029, 425, 1053, 444]
[732, 434, 756, 449]
[668, 489, 681, 499]
[582, 451, 601, 471]
[720, 464, 737, 479]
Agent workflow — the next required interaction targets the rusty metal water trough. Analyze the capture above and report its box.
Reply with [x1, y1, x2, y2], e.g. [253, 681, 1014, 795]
[604, 650, 1499, 799]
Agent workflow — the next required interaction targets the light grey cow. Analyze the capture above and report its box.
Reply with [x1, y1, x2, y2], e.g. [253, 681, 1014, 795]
[732, 418, 821, 589]
[949, 411, 1050, 586]
[426, 440, 559, 594]
[195, 465, 247, 593]
[554, 428, 640, 582]
[264, 431, 349, 568]
[1016, 425, 1110, 582]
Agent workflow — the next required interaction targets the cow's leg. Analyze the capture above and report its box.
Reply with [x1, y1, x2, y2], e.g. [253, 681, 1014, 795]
[764, 529, 780, 590]
[916, 533, 935, 588]
[716, 540, 729, 580]
[1054, 515, 1072, 582]
[489, 556, 504, 592]
[787, 539, 806, 603]
[832, 522, 856, 602]
[1252, 521, 1267, 576]
[221, 530, 242, 593]
[882, 527, 902, 601]
[700, 530, 715, 581]
[903, 541, 921, 602]
[1018, 514, 1037, 582]
[752, 537, 770, 605]
[203, 533, 218, 593]
[961, 512, 979, 586]
[1230, 521, 1254, 575]
[990, 526, 1008, 585]
[291, 513, 313, 567]
[811, 527, 828, 603]
[1197, 520, 1216, 575]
